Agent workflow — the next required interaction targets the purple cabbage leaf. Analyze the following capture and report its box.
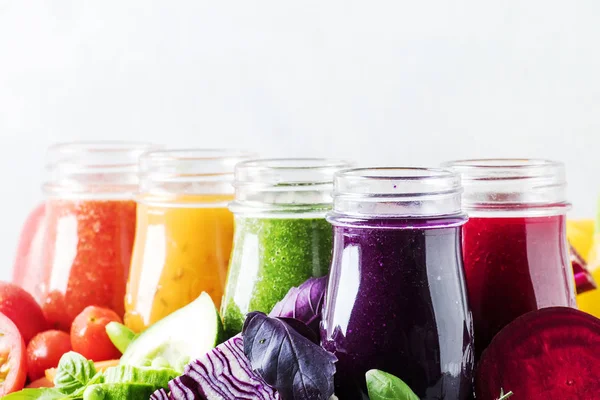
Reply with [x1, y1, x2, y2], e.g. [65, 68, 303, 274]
[269, 276, 328, 336]
[243, 312, 337, 400]
[150, 388, 170, 400]
[150, 335, 280, 400]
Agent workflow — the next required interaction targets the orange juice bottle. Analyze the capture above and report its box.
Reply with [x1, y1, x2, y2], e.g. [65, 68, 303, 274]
[124, 150, 254, 332]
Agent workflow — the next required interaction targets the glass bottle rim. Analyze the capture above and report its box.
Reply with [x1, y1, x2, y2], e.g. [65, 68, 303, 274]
[442, 158, 570, 215]
[138, 148, 256, 205]
[44, 141, 159, 198]
[230, 158, 354, 216]
[442, 158, 563, 179]
[234, 158, 352, 185]
[330, 167, 465, 220]
[335, 166, 460, 189]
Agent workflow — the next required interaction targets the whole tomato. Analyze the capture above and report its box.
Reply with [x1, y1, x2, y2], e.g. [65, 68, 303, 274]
[42, 290, 70, 332]
[26, 330, 72, 381]
[0, 282, 48, 343]
[70, 306, 122, 361]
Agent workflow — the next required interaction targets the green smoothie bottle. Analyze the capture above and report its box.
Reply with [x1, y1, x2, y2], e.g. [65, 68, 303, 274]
[221, 158, 352, 337]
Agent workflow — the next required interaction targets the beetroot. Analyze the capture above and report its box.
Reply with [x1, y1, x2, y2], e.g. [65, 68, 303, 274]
[476, 307, 600, 399]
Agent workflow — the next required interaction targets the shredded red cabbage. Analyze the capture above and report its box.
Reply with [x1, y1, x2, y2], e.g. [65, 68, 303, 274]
[150, 335, 279, 400]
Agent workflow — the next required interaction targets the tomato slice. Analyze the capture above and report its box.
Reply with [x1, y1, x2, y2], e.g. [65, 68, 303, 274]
[0, 312, 27, 395]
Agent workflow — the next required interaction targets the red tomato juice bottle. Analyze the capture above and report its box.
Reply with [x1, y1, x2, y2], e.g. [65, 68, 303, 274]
[40, 142, 157, 331]
[444, 159, 576, 359]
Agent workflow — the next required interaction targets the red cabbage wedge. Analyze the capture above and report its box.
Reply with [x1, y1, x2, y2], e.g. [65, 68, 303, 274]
[151, 336, 279, 400]
[476, 307, 600, 399]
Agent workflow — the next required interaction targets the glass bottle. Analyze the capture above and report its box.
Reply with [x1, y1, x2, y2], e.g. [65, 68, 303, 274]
[124, 149, 253, 332]
[321, 168, 474, 400]
[221, 158, 352, 337]
[443, 159, 576, 359]
[41, 142, 156, 331]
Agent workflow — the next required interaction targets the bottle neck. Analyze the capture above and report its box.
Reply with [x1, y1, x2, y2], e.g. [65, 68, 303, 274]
[43, 142, 158, 200]
[443, 159, 571, 217]
[229, 158, 353, 217]
[330, 167, 465, 226]
[137, 149, 254, 206]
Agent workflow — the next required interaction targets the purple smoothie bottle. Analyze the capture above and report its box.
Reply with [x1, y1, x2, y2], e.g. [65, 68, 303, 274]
[321, 168, 474, 400]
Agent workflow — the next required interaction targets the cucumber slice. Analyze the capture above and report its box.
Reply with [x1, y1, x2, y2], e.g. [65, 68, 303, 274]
[103, 365, 178, 388]
[83, 383, 156, 400]
[120, 292, 223, 372]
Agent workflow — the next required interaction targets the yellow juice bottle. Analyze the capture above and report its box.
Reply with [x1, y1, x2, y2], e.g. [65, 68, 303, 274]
[124, 150, 253, 332]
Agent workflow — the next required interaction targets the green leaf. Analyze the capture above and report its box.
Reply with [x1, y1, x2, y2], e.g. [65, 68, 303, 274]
[1, 388, 68, 399]
[366, 369, 419, 400]
[53, 352, 98, 395]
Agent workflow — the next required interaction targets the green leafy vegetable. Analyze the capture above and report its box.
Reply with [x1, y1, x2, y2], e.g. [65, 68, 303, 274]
[366, 369, 419, 400]
[1, 388, 67, 399]
[6, 351, 179, 399]
[105, 322, 137, 354]
[54, 352, 99, 394]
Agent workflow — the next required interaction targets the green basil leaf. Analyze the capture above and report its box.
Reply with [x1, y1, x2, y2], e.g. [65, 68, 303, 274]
[1, 388, 67, 399]
[366, 369, 419, 400]
[53, 352, 98, 394]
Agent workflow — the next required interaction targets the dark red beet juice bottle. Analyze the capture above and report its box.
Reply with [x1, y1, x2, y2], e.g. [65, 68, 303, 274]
[444, 159, 576, 359]
[321, 168, 474, 400]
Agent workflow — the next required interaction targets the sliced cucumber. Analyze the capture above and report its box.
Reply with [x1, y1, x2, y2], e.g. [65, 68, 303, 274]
[120, 292, 223, 372]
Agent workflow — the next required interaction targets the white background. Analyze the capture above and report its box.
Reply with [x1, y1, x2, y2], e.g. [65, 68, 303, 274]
[0, 1, 599, 279]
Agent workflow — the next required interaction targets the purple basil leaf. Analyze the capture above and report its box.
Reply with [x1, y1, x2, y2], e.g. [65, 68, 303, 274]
[278, 317, 319, 345]
[243, 312, 337, 400]
[270, 276, 328, 335]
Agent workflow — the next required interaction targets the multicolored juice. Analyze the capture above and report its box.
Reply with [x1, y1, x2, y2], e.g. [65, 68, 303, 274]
[322, 217, 474, 400]
[463, 215, 576, 357]
[41, 199, 137, 331]
[125, 195, 234, 333]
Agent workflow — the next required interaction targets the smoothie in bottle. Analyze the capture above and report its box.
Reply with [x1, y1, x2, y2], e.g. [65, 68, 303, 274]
[444, 159, 576, 358]
[221, 158, 351, 336]
[321, 168, 474, 400]
[125, 150, 253, 332]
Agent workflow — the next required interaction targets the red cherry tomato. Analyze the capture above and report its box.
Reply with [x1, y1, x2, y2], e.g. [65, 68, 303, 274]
[70, 306, 122, 361]
[12, 203, 46, 301]
[26, 330, 72, 381]
[0, 282, 48, 343]
[42, 290, 71, 332]
[0, 312, 27, 395]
